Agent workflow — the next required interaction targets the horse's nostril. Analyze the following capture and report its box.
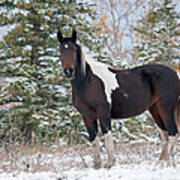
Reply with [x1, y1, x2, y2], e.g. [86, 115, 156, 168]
[64, 68, 74, 77]
[69, 69, 73, 75]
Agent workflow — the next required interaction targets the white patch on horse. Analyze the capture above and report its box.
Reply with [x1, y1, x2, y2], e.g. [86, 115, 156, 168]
[64, 44, 69, 48]
[177, 71, 180, 78]
[123, 92, 129, 98]
[82, 48, 119, 104]
[167, 136, 178, 154]
[104, 131, 115, 167]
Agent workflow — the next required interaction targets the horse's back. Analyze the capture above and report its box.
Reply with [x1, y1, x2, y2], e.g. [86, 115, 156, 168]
[132, 64, 179, 104]
[112, 64, 179, 94]
[142, 64, 178, 78]
[110, 64, 179, 119]
[143, 64, 179, 96]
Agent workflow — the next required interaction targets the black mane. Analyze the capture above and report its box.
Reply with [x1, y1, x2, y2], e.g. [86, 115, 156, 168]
[71, 44, 90, 88]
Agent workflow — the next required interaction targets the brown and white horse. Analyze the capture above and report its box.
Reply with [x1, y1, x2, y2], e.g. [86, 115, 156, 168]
[57, 30, 180, 168]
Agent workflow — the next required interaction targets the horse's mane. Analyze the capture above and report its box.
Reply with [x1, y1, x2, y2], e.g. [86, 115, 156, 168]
[80, 46, 86, 76]
[76, 44, 87, 77]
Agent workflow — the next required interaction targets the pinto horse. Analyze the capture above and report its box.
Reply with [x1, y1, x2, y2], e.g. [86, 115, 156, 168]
[57, 30, 180, 168]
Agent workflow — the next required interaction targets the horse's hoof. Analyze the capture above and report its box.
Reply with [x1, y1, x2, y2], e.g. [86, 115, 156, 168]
[93, 158, 101, 169]
[104, 159, 115, 169]
[104, 163, 112, 169]
[156, 158, 176, 168]
[93, 162, 101, 169]
[157, 160, 166, 168]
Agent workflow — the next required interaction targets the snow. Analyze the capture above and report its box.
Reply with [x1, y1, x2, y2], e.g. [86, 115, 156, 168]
[0, 143, 180, 180]
[0, 172, 56, 180]
[62, 165, 180, 180]
[1, 162, 180, 180]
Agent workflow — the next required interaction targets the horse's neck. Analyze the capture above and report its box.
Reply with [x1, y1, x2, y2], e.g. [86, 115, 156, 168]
[71, 63, 90, 90]
[85, 58, 119, 104]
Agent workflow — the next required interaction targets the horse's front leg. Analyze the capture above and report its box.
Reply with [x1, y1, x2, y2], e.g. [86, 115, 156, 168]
[83, 116, 101, 169]
[74, 99, 102, 169]
[104, 130, 115, 168]
[97, 105, 115, 168]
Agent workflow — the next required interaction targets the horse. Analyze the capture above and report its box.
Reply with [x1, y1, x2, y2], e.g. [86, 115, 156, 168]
[57, 29, 180, 169]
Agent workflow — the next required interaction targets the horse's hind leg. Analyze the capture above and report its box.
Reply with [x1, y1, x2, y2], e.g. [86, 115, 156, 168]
[149, 104, 167, 131]
[156, 100, 178, 161]
[149, 104, 178, 163]
[158, 132, 179, 167]
[149, 104, 169, 160]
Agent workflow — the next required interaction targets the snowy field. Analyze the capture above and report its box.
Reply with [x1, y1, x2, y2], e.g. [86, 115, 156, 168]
[0, 142, 180, 180]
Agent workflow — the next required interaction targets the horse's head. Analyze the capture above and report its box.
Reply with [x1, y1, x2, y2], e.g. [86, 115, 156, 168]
[57, 30, 78, 80]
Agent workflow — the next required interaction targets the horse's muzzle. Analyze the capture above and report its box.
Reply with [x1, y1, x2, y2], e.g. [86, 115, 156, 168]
[64, 68, 75, 80]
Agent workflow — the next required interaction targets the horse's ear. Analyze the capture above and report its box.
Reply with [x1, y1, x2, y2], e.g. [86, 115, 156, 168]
[72, 29, 77, 42]
[57, 30, 63, 43]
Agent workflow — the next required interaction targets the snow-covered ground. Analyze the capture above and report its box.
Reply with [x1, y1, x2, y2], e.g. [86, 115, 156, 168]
[1, 163, 180, 180]
[0, 142, 180, 180]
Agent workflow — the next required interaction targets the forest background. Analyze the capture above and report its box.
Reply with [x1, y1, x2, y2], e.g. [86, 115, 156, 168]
[0, 0, 179, 146]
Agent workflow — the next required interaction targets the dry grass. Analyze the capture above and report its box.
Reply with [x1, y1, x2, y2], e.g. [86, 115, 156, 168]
[0, 142, 91, 173]
[0, 141, 180, 173]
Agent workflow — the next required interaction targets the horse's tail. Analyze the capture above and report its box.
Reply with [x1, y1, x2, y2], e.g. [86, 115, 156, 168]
[175, 78, 180, 133]
[175, 96, 180, 133]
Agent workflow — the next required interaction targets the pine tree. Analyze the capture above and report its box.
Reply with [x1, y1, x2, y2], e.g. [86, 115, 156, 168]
[132, 0, 180, 66]
[0, 0, 105, 144]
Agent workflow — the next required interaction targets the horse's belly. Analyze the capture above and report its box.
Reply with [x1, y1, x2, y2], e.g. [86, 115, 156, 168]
[111, 103, 147, 118]
[110, 88, 153, 119]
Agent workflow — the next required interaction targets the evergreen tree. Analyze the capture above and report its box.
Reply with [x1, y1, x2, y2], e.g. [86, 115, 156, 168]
[132, 0, 180, 66]
[0, 0, 105, 144]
